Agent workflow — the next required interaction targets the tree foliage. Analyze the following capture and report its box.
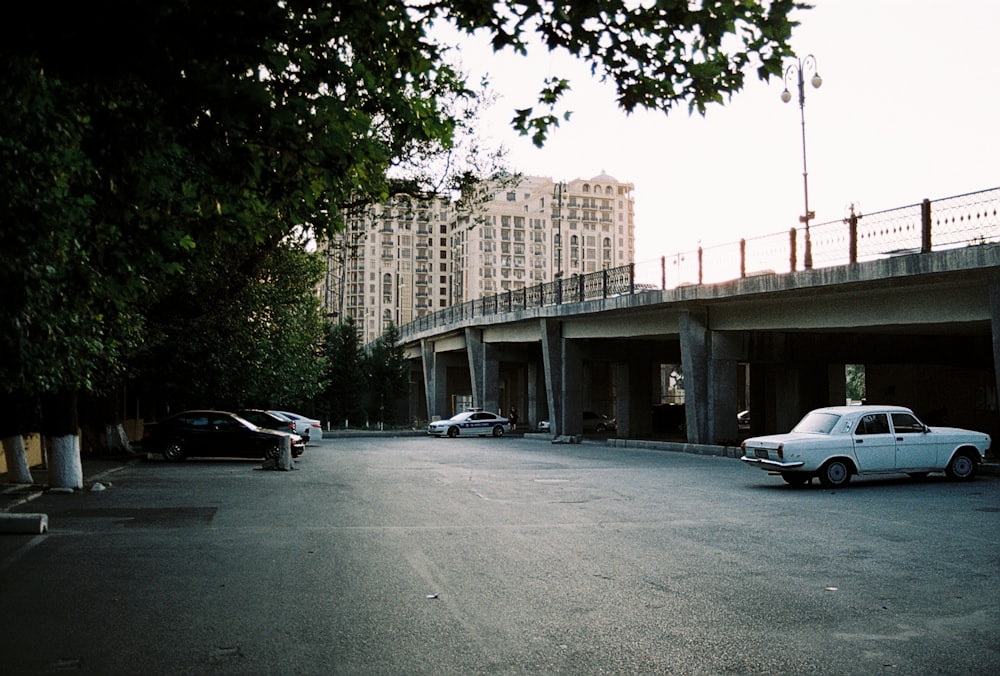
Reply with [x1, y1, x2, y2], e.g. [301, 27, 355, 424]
[0, 1, 805, 426]
[135, 241, 328, 411]
[361, 325, 410, 425]
[322, 316, 366, 426]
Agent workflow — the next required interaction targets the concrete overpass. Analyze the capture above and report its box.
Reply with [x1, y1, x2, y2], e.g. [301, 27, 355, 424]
[396, 188, 1000, 443]
[400, 244, 1000, 444]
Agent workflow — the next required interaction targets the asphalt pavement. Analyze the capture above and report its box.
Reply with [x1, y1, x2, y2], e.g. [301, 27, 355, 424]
[1, 437, 998, 674]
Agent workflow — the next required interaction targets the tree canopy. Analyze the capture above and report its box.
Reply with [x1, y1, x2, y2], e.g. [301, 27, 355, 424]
[0, 0, 805, 422]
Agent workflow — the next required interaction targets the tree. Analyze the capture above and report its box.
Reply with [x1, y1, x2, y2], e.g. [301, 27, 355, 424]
[362, 325, 410, 426]
[133, 240, 329, 411]
[0, 1, 804, 484]
[322, 317, 367, 428]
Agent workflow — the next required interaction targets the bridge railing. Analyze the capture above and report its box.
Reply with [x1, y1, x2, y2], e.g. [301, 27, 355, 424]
[399, 187, 999, 341]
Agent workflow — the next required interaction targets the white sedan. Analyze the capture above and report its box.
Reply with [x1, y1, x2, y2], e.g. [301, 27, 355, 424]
[270, 410, 322, 442]
[428, 410, 508, 438]
[740, 405, 991, 488]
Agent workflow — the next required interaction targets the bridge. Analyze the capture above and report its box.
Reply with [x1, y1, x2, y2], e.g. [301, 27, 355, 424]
[397, 188, 1000, 444]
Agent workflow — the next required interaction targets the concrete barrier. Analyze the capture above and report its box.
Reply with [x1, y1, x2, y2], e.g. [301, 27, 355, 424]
[0, 513, 48, 534]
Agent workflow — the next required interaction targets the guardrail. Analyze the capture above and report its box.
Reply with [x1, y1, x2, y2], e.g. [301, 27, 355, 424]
[400, 187, 999, 341]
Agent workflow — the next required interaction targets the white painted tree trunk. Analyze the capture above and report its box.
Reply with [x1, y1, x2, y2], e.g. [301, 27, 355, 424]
[46, 434, 83, 489]
[1, 435, 33, 484]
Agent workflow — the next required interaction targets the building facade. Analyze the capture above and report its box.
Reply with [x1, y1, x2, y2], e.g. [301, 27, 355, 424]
[321, 173, 635, 344]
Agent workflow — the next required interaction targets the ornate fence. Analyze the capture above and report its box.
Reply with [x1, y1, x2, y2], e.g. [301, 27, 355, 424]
[401, 187, 999, 341]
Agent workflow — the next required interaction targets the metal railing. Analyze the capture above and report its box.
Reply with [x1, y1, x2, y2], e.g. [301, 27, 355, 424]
[399, 187, 999, 341]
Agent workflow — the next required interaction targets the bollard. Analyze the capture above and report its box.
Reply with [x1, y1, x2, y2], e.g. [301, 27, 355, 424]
[261, 435, 294, 471]
[0, 513, 48, 534]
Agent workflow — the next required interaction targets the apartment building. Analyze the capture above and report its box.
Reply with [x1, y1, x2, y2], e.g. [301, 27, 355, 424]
[321, 173, 635, 344]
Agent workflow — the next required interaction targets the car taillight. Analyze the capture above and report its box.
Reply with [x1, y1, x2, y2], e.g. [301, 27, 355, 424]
[740, 441, 746, 453]
[776, 443, 784, 460]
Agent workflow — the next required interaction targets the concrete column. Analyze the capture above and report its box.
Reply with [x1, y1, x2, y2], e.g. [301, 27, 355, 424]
[614, 363, 630, 437]
[540, 319, 562, 435]
[527, 360, 540, 430]
[465, 328, 499, 414]
[562, 339, 583, 436]
[678, 310, 709, 444]
[988, 274, 1000, 405]
[421, 339, 449, 421]
[707, 331, 743, 444]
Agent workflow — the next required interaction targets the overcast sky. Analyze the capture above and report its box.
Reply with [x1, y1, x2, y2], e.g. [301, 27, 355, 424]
[448, 0, 999, 265]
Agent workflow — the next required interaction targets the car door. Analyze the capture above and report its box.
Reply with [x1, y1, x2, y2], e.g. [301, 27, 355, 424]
[182, 413, 215, 456]
[470, 412, 491, 434]
[851, 413, 897, 472]
[890, 412, 937, 470]
[210, 414, 251, 456]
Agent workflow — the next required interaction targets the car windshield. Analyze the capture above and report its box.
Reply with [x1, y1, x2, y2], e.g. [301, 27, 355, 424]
[791, 411, 841, 434]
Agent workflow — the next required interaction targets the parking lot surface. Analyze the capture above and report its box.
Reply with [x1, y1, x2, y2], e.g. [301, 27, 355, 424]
[1, 436, 998, 674]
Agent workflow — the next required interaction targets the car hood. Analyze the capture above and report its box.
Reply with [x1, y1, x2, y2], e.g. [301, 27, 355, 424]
[927, 426, 990, 441]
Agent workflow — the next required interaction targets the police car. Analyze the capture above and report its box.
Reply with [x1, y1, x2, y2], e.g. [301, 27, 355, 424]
[427, 410, 509, 438]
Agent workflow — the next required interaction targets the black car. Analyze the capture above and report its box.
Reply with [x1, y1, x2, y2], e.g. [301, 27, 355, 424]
[236, 409, 305, 457]
[142, 410, 298, 462]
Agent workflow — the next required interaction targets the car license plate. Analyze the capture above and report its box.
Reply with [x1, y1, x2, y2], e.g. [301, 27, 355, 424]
[755, 449, 769, 459]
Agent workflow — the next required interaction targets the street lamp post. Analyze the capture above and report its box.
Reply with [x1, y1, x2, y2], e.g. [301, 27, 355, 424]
[781, 54, 822, 270]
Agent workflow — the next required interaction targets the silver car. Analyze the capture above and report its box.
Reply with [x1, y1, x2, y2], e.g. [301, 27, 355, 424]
[740, 405, 991, 488]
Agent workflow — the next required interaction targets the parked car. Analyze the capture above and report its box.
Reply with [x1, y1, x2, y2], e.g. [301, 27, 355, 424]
[142, 410, 298, 462]
[740, 405, 991, 488]
[535, 412, 616, 434]
[236, 409, 305, 457]
[583, 411, 616, 433]
[428, 410, 508, 438]
[270, 410, 322, 442]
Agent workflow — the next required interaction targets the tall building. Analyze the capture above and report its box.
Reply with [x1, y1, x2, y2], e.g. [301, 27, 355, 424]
[321, 173, 635, 344]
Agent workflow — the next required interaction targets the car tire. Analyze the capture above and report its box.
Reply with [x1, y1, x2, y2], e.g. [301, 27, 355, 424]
[945, 451, 977, 480]
[818, 459, 851, 488]
[780, 472, 809, 486]
[492, 425, 505, 437]
[447, 426, 460, 438]
[264, 442, 281, 461]
[162, 441, 185, 462]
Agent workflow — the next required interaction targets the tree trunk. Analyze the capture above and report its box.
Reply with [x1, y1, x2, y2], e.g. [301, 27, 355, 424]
[1, 435, 33, 484]
[41, 390, 83, 490]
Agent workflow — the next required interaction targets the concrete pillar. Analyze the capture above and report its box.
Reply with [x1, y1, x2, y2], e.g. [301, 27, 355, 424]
[614, 362, 631, 437]
[540, 319, 583, 437]
[562, 338, 583, 436]
[527, 360, 540, 430]
[988, 274, 1000, 405]
[421, 339, 443, 421]
[708, 331, 743, 444]
[465, 328, 499, 414]
[541, 319, 563, 436]
[679, 310, 709, 444]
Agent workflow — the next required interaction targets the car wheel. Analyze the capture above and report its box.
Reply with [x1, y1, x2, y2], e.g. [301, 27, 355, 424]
[780, 472, 809, 486]
[447, 426, 460, 438]
[492, 425, 505, 437]
[818, 459, 851, 488]
[264, 442, 281, 461]
[162, 441, 185, 462]
[945, 451, 977, 480]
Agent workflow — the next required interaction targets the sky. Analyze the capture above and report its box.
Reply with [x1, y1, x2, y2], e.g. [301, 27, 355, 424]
[446, 0, 999, 265]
